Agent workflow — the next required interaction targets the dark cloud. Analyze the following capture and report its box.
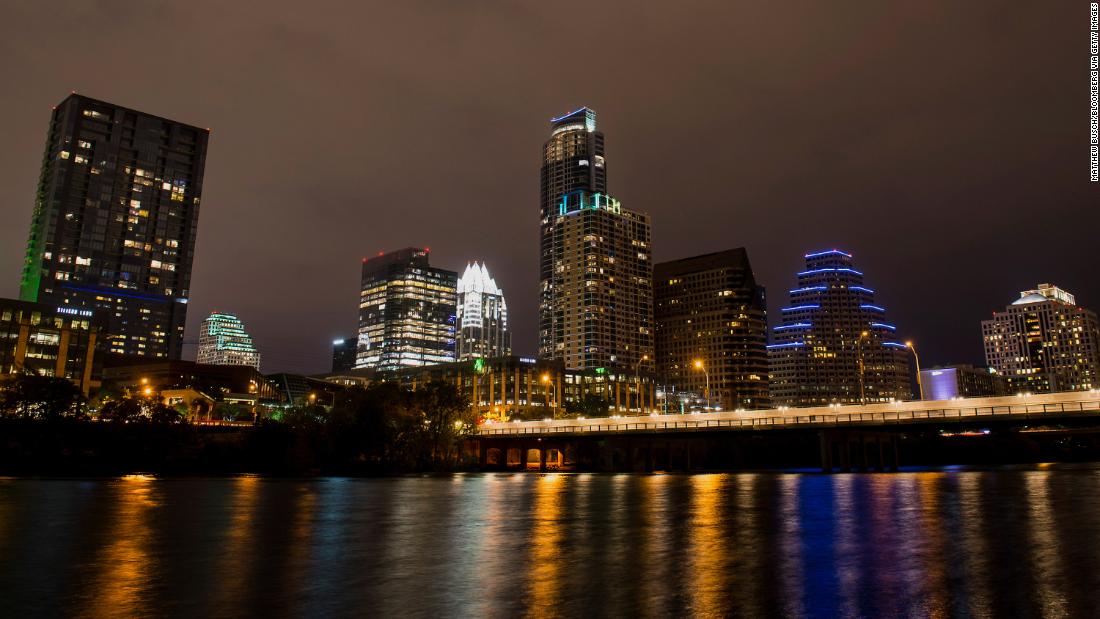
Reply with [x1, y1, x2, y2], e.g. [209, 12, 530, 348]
[1, 1, 1095, 372]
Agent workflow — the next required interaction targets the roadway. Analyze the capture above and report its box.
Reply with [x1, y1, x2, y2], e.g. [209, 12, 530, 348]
[475, 391, 1100, 437]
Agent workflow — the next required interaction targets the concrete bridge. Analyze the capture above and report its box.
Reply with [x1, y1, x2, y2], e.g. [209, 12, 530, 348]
[471, 391, 1100, 472]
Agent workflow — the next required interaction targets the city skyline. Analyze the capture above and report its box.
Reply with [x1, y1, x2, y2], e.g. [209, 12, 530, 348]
[0, 3, 1096, 374]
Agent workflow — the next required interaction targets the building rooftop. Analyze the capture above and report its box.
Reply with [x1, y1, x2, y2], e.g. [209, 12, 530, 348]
[1012, 293, 1051, 306]
[550, 106, 597, 132]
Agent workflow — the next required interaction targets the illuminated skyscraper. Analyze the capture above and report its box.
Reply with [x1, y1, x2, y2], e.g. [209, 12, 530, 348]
[19, 94, 208, 359]
[356, 248, 457, 370]
[655, 249, 769, 410]
[196, 312, 261, 370]
[331, 337, 356, 373]
[455, 262, 510, 360]
[538, 107, 653, 370]
[982, 283, 1100, 393]
[768, 249, 911, 406]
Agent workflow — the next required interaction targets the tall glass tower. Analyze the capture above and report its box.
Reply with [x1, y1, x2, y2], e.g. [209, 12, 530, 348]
[538, 107, 653, 370]
[455, 262, 510, 360]
[356, 248, 457, 370]
[19, 94, 208, 359]
[768, 249, 911, 406]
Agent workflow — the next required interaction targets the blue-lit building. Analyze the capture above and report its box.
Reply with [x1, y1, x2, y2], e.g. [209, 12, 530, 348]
[768, 249, 912, 407]
[920, 365, 1010, 400]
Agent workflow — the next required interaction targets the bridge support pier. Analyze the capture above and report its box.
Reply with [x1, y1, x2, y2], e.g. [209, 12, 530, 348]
[820, 430, 900, 473]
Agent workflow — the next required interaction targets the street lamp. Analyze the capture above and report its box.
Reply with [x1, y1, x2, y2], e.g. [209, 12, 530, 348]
[693, 359, 710, 411]
[634, 354, 650, 413]
[540, 373, 557, 416]
[856, 331, 870, 406]
[905, 340, 924, 400]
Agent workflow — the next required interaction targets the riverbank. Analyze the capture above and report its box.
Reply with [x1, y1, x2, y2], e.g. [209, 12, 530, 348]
[6, 417, 1100, 476]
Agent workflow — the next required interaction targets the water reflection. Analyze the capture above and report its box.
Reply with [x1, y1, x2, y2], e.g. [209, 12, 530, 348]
[1025, 472, 1066, 618]
[777, 474, 806, 618]
[958, 472, 993, 617]
[0, 468, 1098, 617]
[82, 475, 160, 617]
[686, 474, 727, 615]
[526, 474, 565, 616]
[213, 476, 259, 610]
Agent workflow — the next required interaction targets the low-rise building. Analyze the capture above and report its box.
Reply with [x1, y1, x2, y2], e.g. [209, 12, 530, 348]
[0, 298, 103, 395]
[920, 365, 1011, 400]
[102, 358, 280, 417]
[326, 355, 658, 421]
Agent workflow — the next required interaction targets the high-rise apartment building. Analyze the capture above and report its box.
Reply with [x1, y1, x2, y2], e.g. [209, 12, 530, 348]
[982, 284, 1100, 393]
[538, 107, 653, 370]
[455, 262, 510, 360]
[768, 249, 912, 407]
[19, 94, 208, 359]
[196, 312, 261, 370]
[655, 249, 769, 410]
[356, 248, 457, 370]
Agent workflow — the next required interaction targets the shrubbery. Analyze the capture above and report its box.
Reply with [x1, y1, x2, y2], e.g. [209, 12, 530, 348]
[0, 375, 474, 475]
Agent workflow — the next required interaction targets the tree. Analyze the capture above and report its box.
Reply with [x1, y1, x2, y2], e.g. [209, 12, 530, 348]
[412, 380, 474, 468]
[0, 374, 85, 420]
[566, 394, 610, 418]
[99, 397, 144, 423]
[150, 402, 186, 425]
[328, 382, 409, 469]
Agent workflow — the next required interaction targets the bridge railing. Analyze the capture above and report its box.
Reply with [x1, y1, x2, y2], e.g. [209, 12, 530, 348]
[474, 398, 1100, 436]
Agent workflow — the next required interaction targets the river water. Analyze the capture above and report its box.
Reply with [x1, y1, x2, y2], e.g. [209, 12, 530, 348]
[1, 468, 1098, 618]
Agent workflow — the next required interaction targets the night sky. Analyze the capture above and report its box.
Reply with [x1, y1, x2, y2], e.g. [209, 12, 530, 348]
[1, 2, 1096, 373]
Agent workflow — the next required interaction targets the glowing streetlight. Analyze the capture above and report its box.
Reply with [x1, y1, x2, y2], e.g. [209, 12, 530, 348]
[856, 331, 870, 406]
[905, 340, 924, 400]
[693, 359, 710, 410]
[540, 373, 557, 414]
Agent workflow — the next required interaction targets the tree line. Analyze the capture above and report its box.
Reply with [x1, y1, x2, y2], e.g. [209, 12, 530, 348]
[0, 374, 475, 475]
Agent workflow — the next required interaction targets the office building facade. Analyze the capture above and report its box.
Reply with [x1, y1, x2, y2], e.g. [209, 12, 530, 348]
[768, 249, 912, 407]
[196, 312, 261, 370]
[326, 355, 657, 421]
[982, 284, 1100, 393]
[455, 262, 511, 360]
[655, 248, 769, 410]
[356, 248, 457, 370]
[538, 107, 653, 370]
[19, 94, 208, 359]
[0, 298, 103, 395]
